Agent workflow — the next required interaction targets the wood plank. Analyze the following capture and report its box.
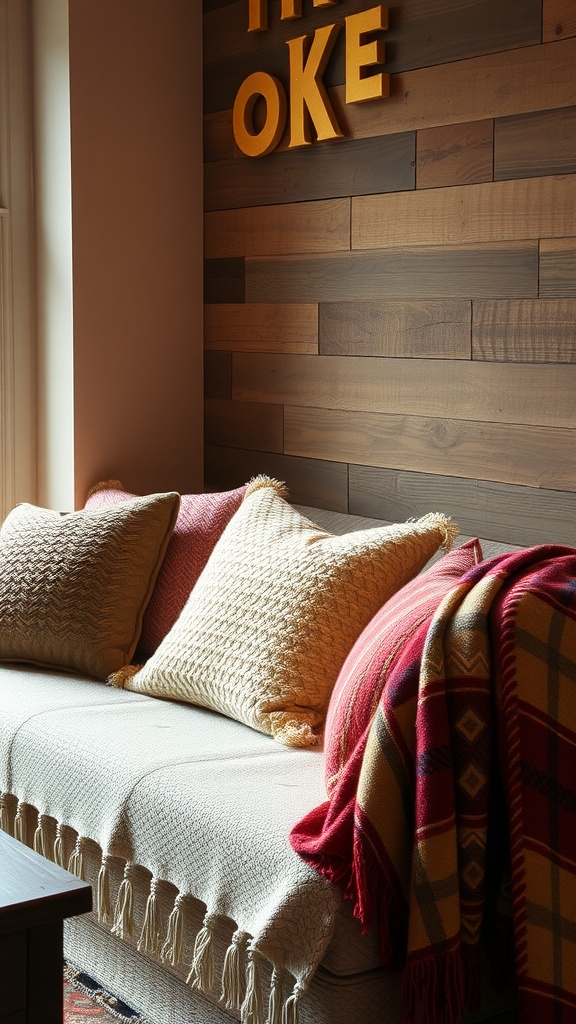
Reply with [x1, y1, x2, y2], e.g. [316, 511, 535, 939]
[206, 303, 318, 353]
[283, 406, 576, 491]
[232, 353, 576, 427]
[417, 120, 494, 189]
[543, 0, 576, 41]
[205, 350, 232, 399]
[495, 106, 576, 180]
[205, 133, 415, 212]
[204, 198, 350, 257]
[472, 299, 576, 361]
[539, 238, 576, 297]
[331, 38, 576, 141]
[204, 443, 349, 512]
[204, 257, 245, 303]
[319, 301, 471, 358]
[204, 110, 235, 163]
[352, 175, 576, 249]
[245, 243, 538, 302]
[348, 464, 576, 547]
[205, 397, 283, 452]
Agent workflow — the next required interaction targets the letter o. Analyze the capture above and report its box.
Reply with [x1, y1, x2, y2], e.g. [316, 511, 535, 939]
[233, 72, 287, 158]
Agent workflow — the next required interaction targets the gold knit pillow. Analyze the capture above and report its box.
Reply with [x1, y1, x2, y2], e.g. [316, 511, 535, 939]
[114, 479, 458, 747]
[0, 492, 180, 679]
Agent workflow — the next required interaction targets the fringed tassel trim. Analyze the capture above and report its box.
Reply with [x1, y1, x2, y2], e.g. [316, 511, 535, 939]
[267, 968, 283, 1024]
[161, 893, 185, 966]
[68, 835, 87, 880]
[220, 929, 249, 1011]
[54, 822, 66, 867]
[241, 947, 265, 1024]
[0, 792, 13, 835]
[187, 911, 219, 993]
[112, 862, 135, 940]
[97, 855, 114, 925]
[33, 814, 49, 858]
[14, 801, 28, 846]
[138, 877, 160, 955]
[401, 949, 465, 1024]
[282, 981, 303, 1024]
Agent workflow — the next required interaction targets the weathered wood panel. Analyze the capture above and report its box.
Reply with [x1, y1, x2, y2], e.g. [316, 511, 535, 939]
[472, 299, 576, 361]
[246, 243, 538, 302]
[352, 175, 576, 249]
[348, 465, 576, 547]
[205, 397, 283, 452]
[495, 107, 576, 181]
[284, 406, 576, 490]
[205, 133, 415, 212]
[233, 353, 576, 427]
[206, 303, 318, 353]
[417, 120, 494, 189]
[319, 301, 471, 358]
[204, 444, 350, 512]
[204, 257, 245, 303]
[539, 238, 576, 297]
[205, 350, 232, 399]
[543, 0, 576, 41]
[205, 198, 350, 257]
[332, 38, 576, 141]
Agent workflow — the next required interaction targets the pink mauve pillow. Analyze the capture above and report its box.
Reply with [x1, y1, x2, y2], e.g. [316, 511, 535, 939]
[85, 481, 247, 656]
[324, 538, 483, 795]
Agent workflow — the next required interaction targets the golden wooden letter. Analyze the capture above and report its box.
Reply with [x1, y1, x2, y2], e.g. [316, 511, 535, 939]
[248, 0, 267, 31]
[233, 72, 288, 157]
[287, 24, 344, 148]
[345, 5, 389, 104]
[281, 0, 302, 18]
[313, 0, 338, 6]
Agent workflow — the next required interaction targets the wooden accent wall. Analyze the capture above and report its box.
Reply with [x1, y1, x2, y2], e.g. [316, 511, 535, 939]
[203, 0, 576, 547]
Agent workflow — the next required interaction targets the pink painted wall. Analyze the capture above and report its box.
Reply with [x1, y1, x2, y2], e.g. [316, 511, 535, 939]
[68, 0, 203, 505]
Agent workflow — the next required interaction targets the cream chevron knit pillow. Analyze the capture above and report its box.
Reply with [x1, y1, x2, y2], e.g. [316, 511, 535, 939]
[114, 479, 458, 747]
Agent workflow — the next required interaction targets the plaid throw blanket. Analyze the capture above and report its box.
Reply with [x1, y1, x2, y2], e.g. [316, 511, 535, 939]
[290, 545, 576, 1024]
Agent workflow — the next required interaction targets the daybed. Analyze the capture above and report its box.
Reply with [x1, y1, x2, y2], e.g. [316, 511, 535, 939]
[0, 478, 574, 1024]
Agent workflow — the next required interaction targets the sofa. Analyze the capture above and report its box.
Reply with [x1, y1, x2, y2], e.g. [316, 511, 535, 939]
[0, 477, 573, 1024]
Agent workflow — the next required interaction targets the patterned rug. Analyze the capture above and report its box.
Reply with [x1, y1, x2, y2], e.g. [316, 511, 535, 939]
[64, 964, 145, 1023]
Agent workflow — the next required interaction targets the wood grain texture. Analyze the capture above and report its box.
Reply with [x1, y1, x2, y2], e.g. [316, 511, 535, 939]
[205, 198, 350, 257]
[205, 133, 415, 212]
[246, 243, 538, 302]
[495, 106, 576, 181]
[472, 299, 576, 361]
[204, 110, 235, 163]
[543, 0, 576, 41]
[539, 238, 576, 297]
[205, 397, 283, 451]
[417, 120, 494, 189]
[205, 350, 232, 399]
[348, 464, 576, 547]
[206, 303, 318, 352]
[233, 353, 576, 427]
[319, 301, 471, 358]
[283, 406, 576, 490]
[331, 38, 576, 141]
[204, 257, 245, 303]
[352, 175, 576, 249]
[204, 443, 349, 511]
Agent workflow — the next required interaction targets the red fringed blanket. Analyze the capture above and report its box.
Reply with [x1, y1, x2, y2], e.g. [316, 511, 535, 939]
[290, 546, 576, 1024]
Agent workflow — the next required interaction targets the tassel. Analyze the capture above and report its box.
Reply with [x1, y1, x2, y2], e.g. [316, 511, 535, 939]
[68, 835, 86, 880]
[282, 981, 303, 1024]
[241, 948, 265, 1024]
[221, 929, 249, 1010]
[0, 793, 13, 835]
[138, 877, 160, 954]
[14, 802, 27, 846]
[267, 968, 283, 1024]
[33, 814, 48, 857]
[112, 863, 135, 939]
[54, 822, 65, 867]
[97, 855, 113, 925]
[161, 893, 184, 966]
[187, 912, 218, 993]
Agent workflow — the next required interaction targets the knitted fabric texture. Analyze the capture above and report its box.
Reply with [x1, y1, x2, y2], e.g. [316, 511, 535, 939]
[0, 493, 179, 679]
[116, 482, 458, 747]
[85, 480, 247, 656]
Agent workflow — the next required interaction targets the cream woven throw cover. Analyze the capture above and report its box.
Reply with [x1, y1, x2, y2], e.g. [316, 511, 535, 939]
[0, 665, 341, 1023]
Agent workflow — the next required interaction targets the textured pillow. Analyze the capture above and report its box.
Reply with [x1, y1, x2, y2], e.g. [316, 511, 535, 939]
[0, 491, 180, 679]
[85, 480, 247, 655]
[324, 537, 483, 794]
[112, 477, 459, 748]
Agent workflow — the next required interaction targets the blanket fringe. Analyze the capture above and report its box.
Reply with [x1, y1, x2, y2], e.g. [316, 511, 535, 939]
[401, 950, 465, 1024]
[97, 855, 113, 925]
[161, 893, 185, 966]
[33, 814, 49, 858]
[54, 822, 66, 867]
[282, 981, 303, 1024]
[138, 877, 160, 954]
[268, 969, 283, 1024]
[0, 792, 12, 834]
[112, 863, 135, 940]
[241, 948, 265, 1024]
[68, 835, 87, 880]
[221, 929, 249, 1010]
[188, 911, 218, 992]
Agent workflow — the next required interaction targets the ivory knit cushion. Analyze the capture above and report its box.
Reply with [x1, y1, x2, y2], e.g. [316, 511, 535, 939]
[85, 480, 247, 655]
[115, 478, 459, 748]
[0, 491, 180, 679]
[324, 537, 483, 794]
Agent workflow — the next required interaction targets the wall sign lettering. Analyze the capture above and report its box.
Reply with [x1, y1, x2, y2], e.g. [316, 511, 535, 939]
[233, 2, 389, 157]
